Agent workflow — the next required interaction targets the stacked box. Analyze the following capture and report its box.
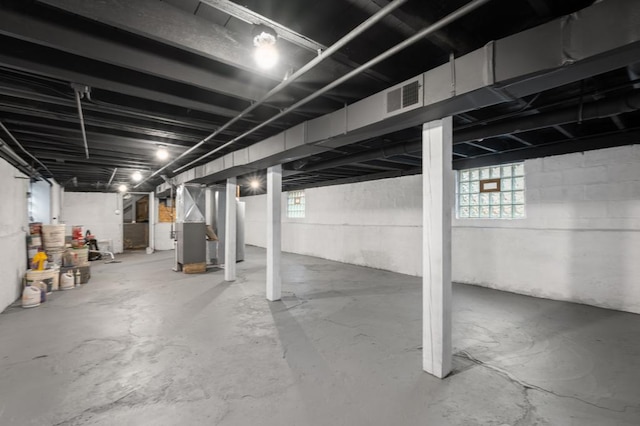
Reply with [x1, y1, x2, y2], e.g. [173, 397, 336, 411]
[27, 222, 43, 267]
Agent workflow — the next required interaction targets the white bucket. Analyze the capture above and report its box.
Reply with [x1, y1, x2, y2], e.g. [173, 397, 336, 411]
[73, 247, 89, 265]
[42, 225, 66, 249]
[22, 286, 41, 308]
[46, 249, 65, 267]
[60, 272, 75, 290]
[25, 269, 56, 293]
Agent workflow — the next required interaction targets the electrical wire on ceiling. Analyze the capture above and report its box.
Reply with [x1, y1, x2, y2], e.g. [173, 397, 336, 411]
[0, 120, 53, 177]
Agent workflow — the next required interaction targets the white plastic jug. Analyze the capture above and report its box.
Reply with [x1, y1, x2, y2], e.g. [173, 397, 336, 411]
[22, 286, 41, 308]
[60, 271, 75, 290]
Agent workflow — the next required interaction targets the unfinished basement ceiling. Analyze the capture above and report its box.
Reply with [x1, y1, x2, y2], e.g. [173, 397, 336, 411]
[3, 0, 634, 193]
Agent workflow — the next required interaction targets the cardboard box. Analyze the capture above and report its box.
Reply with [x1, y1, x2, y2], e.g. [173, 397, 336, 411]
[183, 262, 206, 274]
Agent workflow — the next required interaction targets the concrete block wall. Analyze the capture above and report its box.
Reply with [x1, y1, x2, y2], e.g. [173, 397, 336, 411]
[244, 144, 640, 314]
[453, 145, 640, 314]
[0, 159, 28, 312]
[243, 175, 423, 276]
[62, 192, 124, 253]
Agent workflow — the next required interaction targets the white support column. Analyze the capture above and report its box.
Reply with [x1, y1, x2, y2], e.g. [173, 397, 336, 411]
[50, 180, 61, 224]
[266, 165, 282, 301]
[422, 117, 453, 379]
[147, 191, 155, 253]
[224, 177, 237, 281]
[205, 187, 214, 265]
[131, 196, 137, 223]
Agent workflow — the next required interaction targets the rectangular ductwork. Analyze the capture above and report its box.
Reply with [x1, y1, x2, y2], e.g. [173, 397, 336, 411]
[386, 76, 423, 115]
[386, 77, 423, 114]
[156, 0, 640, 192]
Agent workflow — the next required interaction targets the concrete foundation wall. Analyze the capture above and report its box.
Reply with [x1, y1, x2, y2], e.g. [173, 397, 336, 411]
[244, 145, 640, 314]
[62, 192, 124, 253]
[244, 175, 422, 275]
[453, 145, 640, 314]
[0, 159, 28, 312]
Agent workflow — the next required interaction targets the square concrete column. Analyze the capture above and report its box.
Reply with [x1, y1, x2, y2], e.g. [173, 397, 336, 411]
[224, 178, 237, 281]
[50, 180, 61, 224]
[422, 117, 453, 378]
[147, 191, 155, 253]
[266, 165, 282, 301]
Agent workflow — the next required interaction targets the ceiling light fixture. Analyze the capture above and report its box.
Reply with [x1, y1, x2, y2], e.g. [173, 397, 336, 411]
[250, 179, 260, 189]
[156, 145, 169, 161]
[131, 171, 143, 182]
[253, 24, 279, 70]
[118, 184, 128, 192]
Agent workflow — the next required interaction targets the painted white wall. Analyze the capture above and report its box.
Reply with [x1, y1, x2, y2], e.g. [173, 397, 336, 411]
[0, 159, 28, 312]
[30, 180, 50, 224]
[243, 144, 640, 314]
[244, 175, 423, 276]
[149, 197, 174, 251]
[62, 192, 124, 253]
[452, 145, 640, 314]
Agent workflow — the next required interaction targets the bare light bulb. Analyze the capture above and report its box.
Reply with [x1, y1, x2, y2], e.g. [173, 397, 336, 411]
[156, 146, 169, 161]
[254, 44, 279, 70]
[118, 184, 128, 192]
[131, 171, 142, 182]
[250, 179, 260, 189]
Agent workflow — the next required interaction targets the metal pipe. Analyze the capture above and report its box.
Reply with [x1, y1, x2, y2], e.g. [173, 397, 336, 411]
[0, 137, 49, 181]
[0, 136, 30, 169]
[135, 0, 409, 188]
[454, 90, 640, 144]
[171, 0, 492, 175]
[74, 90, 90, 159]
[0, 121, 53, 176]
[107, 167, 118, 187]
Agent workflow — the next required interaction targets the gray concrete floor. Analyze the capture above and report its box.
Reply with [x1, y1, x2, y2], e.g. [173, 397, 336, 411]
[1, 246, 639, 425]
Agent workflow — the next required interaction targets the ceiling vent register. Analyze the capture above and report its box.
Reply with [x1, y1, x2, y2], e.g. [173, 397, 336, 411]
[385, 77, 423, 115]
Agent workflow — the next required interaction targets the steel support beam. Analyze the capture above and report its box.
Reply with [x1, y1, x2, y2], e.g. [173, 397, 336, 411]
[454, 91, 640, 145]
[37, 0, 277, 79]
[453, 127, 640, 169]
[0, 7, 267, 102]
[0, 53, 242, 117]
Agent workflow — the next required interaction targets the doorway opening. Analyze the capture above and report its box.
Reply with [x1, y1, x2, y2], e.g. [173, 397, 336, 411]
[123, 194, 149, 251]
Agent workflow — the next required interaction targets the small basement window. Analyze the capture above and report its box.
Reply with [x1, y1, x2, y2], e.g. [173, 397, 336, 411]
[287, 190, 305, 218]
[456, 162, 525, 219]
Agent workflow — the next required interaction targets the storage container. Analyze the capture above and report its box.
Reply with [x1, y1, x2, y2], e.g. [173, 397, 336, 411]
[42, 224, 66, 249]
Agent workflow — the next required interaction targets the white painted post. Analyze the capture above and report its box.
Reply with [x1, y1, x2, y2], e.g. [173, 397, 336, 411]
[224, 178, 237, 281]
[422, 117, 453, 378]
[50, 180, 61, 224]
[266, 165, 282, 301]
[205, 187, 216, 265]
[147, 191, 155, 253]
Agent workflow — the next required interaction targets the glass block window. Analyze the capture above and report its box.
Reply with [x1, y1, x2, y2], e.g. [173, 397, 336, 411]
[287, 190, 305, 218]
[457, 162, 525, 219]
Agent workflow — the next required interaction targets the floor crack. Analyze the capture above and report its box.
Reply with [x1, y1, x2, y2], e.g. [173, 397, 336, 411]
[454, 351, 638, 414]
